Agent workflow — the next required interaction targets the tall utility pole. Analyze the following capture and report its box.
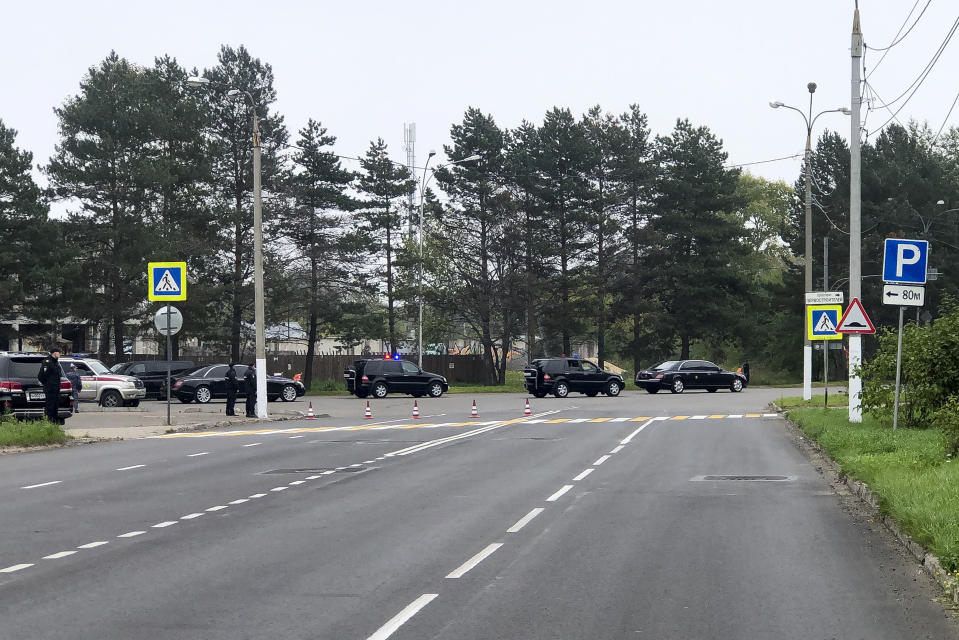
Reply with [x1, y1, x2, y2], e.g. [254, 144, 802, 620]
[849, 4, 864, 422]
[404, 123, 416, 240]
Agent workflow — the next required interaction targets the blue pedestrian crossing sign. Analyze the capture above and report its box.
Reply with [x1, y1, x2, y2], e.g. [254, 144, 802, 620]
[148, 261, 187, 301]
[807, 304, 842, 341]
[882, 238, 929, 284]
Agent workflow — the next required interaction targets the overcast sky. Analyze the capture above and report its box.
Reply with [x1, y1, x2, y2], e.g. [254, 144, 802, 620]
[5, 1, 958, 191]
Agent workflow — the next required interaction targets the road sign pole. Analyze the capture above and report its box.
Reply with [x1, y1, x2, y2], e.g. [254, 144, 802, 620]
[893, 306, 904, 431]
[166, 307, 172, 427]
[824, 238, 829, 408]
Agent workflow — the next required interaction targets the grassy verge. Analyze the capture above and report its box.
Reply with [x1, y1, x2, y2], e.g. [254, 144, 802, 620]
[779, 396, 959, 570]
[0, 417, 72, 447]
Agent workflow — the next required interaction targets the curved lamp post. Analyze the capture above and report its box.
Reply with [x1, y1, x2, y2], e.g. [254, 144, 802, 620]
[770, 82, 850, 400]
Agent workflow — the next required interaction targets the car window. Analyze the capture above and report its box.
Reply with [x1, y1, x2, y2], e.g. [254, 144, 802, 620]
[110, 363, 128, 373]
[84, 359, 111, 374]
[130, 364, 146, 375]
[72, 362, 93, 374]
[9, 358, 44, 378]
[208, 365, 229, 378]
[680, 361, 702, 370]
[651, 361, 679, 371]
[544, 360, 565, 374]
[702, 361, 720, 371]
[580, 361, 598, 373]
[401, 361, 419, 374]
[384, 361, 403, 374]
[567, 360, 581, 369]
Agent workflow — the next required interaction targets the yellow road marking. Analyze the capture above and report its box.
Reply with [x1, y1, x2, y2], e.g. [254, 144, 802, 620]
[629, 416, 652, 422]
[670, 416, 690, 420]
[545, 419, 570, 423]
[588, 417, 612, 423]
[708, 415, 726, 419]
[745, 413, 761, 418]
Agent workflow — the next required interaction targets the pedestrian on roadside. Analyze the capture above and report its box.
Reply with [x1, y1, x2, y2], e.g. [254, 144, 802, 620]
[37, 347, 64, 424]
[244, 362, 257, 418]
[743, 361, 750, 384]
[225, 362, 238, 416]
[65, 363, 82, 413]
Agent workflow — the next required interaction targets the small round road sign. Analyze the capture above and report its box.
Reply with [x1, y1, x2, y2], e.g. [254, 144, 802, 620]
[154, 305, 183, 336]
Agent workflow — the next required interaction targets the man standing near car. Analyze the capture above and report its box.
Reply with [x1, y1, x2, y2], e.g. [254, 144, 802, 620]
[243, 362, 256, 418]
[65, 363, 82, 413]
[37, 347, 63, 424]
[225, 362, 238, 416]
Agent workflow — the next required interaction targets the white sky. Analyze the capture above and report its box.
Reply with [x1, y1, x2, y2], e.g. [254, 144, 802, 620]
[5, 1, 959, 190]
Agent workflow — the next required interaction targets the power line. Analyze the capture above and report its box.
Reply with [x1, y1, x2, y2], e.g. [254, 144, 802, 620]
[868, 0, 929, 52]
[932, 86, 959, 145]
[725, 153, 803, 169]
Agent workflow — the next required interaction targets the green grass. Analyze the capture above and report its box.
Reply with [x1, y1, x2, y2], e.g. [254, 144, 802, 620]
[776, 393, 849, 409]
[783, 402, 959, 570]
[0, 417, 71, 447]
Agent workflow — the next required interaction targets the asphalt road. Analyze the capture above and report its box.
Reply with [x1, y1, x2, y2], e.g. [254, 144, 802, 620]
[1, 388, 956, 639]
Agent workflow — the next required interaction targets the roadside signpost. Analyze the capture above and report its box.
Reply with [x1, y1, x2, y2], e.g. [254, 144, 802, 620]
[806, 305, 842, 341]
[881, 239, 929, 430]
[148, 263, 187, 426]
[805, 291, 844, 305]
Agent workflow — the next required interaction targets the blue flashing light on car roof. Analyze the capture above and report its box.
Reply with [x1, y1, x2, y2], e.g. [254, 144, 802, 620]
[392, 353, 402, 360]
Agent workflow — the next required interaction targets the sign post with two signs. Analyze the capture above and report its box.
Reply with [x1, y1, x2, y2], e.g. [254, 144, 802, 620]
[148, 262, 187, 426]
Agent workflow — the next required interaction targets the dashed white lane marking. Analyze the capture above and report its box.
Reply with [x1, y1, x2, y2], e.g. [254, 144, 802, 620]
[77, 541, 108, 549]
[305, 475, 322, 480]
[0, 564, 34, 573]
[43, 551, 77, 559]
[229, 499, 249, 505]
[289, 480, 305, 486]
[187, 452, 209, 457]
[363, 460, 375, 464]
[181, 513, 204, 520]
[446, 543, 503, 579]
[243, 443, 262, 447]
[610, 417, 630, 422]
[546, 485, 573, 502]
[21, 480, 62, 490]
[727, 414, 743, 419]
[349, 463, 363, 468]
[569, 418, 590, 423]
[270, 486, 288, 492]
[322, 470, 335, 475]
[620, 420, 654, 445]
[206, 505, 228, 511]
[572, 468, 594, 482]
[249, 493, 266, 499]
[367, 593, 439, 640]
[152, 521, 177, 528]
[610, 445, 624, 454]
[524, 419, 546, 423]
[763, 413, 778, 417]
[654, 416, 670, 421]
[289, 435, 303, 439]
[118, 531, 145, 538]
[507, 508, 544, 533]
[690, 415, 708, 420]
[593, 455, 611, 466]
[116, 464, 146, 471]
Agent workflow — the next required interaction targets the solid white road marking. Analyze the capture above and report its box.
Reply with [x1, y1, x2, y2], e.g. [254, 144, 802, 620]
[0, 564, 33, 573]
[610, 445, 624, 454]
[77, 541, 109, 549]
[117, 531, 145, 538]
[727, 414, 743, 419]
[367, 593, 439, 640]
[569, 418, 590, 423]
[621, 420, 654, 444]
[446, 543, 503, 579]
[572, 468, 594, 482]
[546, 485, 573, 502]
[690, 415, 707, 420]
[610, 417, 630, 422]
[116, 464, 146, 471]
[43, 551, 77, 559]
[181, 513, 204, 520]
[763, 413, 778, 417]
[593, 455, 611, 466]
[243, 443, 262, 447]
[229, 499, 249, 505]
[152, 521, 177, 528]
[21, 480, 61, 489]
[654, 416, 670, 421]
[206, 505, 228, 511]
[187, 452, 209, 457]
[507, 508, 544, 533]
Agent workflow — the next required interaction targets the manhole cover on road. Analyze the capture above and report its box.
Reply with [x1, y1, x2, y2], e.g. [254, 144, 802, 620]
[261, 468, 368, 474]
[695, 475, 793, 481]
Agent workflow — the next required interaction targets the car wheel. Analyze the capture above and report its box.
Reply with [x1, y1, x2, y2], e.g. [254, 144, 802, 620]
[645, 387, 659, 394]
[707, 387, 718, 393]
[280, 384, 298, 402]
[427, 381, 444, 398]
[194, 386, 212, 404]
[730, 378, 744, 393]
[605, 381, 622, 397]
[372, 382, 388, 399]
[533, 391, 547, 398]
[553, 381, 569, 398]
[100, 390, 122, 408]
[670, 378, 685, 394]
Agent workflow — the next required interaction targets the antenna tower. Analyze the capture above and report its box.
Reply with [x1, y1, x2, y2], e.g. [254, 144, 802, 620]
[404, 123, 416, 238]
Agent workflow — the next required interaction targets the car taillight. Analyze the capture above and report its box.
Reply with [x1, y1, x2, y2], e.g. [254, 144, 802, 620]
[0, 380, 22, 391]
[173, 380, 183, 389]
[61, 380, 72, 390]
[361, 375, 370, 382]
[543, 373, 551, 382]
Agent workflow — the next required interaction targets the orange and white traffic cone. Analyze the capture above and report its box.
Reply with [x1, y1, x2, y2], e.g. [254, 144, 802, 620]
[470, 400, 479, 419]
[364, 400, 372, 420]
[412, 400, 420, 420]
[524, 398, 532, 417]
[306, 402, 316, 420]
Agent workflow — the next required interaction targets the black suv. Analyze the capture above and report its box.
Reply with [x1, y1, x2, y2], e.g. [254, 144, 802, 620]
[0, 352, 73, 420]
[344, 359, 449, 399]
[523, 358, 625, 398]
[111, 360, 195, 398]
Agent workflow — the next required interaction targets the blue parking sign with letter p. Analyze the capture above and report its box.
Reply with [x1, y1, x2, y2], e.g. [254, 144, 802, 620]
[883, 238, 929, 284]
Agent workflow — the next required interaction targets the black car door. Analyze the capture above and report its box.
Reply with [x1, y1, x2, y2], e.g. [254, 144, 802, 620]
[207, 365, 229, 397]
[679, 361, 708, 389]
[701, 361, 725, 387]
[579, 360, 604, 392]
[381, 361, 405, 392]
[564, 359, 585, 392]
[401, 360, 427, 393]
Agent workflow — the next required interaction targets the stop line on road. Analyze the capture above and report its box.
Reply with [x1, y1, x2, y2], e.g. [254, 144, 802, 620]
[152, 413, 780, 440]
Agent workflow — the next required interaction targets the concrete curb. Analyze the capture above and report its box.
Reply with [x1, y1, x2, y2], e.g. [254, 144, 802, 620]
[773, 402, 959, 605]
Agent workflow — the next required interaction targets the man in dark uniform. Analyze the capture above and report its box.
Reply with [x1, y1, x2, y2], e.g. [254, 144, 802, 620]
[244, 362, 257, 418]
[37, 347, 63, 424]
[225, 362, 238, 416]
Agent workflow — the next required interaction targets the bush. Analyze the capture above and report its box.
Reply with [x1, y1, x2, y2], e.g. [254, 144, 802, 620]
[860, 297, 959, 429]
[0, 418, 70, 447]
[933, 395, 959, 457]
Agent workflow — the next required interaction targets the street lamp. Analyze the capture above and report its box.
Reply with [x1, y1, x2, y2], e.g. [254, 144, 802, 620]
[187, 76, 268, 419]
[417, 152, 482, 367]
[770, 82, 850, 401]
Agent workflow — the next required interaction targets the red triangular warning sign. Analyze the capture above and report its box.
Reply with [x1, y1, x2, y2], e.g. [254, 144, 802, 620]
[836, 297, 876, 334]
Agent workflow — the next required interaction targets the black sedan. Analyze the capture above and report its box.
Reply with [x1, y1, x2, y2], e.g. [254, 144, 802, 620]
[634, 360, 746, 394]
[170, 364, 305, 404]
